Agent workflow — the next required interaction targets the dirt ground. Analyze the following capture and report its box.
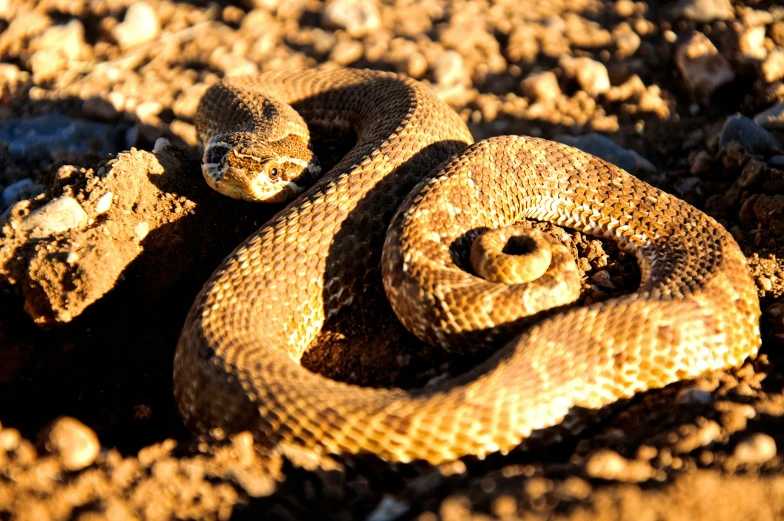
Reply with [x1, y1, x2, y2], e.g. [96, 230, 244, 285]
[2, 0, 784, 519]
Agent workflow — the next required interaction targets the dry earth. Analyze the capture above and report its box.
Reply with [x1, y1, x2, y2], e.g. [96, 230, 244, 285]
[2, 0, 784, 519]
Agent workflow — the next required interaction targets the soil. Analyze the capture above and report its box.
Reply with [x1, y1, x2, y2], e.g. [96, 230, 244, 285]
[1, 0, 784, 519]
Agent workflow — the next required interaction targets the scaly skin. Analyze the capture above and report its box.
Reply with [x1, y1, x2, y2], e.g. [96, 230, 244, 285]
[174, 69, 761, 464]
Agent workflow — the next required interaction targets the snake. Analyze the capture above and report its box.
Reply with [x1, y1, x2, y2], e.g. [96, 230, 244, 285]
[173, 69, 761, 464]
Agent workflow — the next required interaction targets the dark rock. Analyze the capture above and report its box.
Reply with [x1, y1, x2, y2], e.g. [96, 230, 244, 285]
[720, 115, 783, 157]
[0, 115, 126, 163]
[556, 133, 656, 176]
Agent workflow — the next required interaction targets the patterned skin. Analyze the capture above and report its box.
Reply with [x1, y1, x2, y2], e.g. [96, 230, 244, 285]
[174, 69, 761, 464]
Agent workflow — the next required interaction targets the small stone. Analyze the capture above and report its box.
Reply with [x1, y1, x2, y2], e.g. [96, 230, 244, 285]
[675, 32, 735, 96]
[738, 26, 767, 61]
[557, 133, 656, 176]
[738, 158, 765, 187]
[330, 40, 364, 65]
[771, 22, 784, 47]
[720, 115, 783, 157]
[28, 48, 66, 83]
[19, 196, 88, 238]
[33, 19, 84, 61]
[94, 192, 113, 215]
[754, 102, 784, 130]
[733, 433, 777, 466]
[668, 0, 734, 22]
[134, 221, 149, 240]
[613, 22, 641, 58]
[590, 270, 616, 289]
[520, 71, 561, 103]
[433, 51, 466, 86]
[366, 495, 410, 521]
[1, 178, 44, 210]
[112, 2, 160, 49]
[404, 52, 428, 79]
[584, 449, 656, 482]
[770, 155, 784, 169]
[674, 176, 701, 195]
[758, 276, 773, 292]
[560, 56, 610, 97]
[44, 417, 100, 471]
[322, 0, 380, 38]
[675, 386, 713, 406]
[761, 50, 784, 84]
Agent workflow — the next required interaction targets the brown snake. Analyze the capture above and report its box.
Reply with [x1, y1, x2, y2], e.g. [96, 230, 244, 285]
[173, 69, 761, 464]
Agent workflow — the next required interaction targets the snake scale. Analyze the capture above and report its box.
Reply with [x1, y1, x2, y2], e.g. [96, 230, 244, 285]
[173, 69, 761, 464]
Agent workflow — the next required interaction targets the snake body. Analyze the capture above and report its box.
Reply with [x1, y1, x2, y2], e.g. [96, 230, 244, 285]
[174, 69, 761, 464]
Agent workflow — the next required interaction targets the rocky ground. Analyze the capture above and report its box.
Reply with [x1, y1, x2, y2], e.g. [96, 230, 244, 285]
[2, 0, 784, 519]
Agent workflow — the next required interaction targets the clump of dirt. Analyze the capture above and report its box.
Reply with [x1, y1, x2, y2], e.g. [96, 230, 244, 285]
[1, 0, 784, 520]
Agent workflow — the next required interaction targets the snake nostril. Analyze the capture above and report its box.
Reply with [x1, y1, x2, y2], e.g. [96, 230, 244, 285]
[206, 143, 231, 165]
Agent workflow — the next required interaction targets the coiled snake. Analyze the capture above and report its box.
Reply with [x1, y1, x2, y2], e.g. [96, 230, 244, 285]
[173, 69, 761, 464]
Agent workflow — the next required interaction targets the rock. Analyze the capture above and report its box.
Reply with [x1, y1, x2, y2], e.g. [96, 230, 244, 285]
[330, 40, 364, 65]
[32, 19, 84, 61]
[43, 417, 100, 471]
[754, 102, 784, 130]
[0, 115, 125, 162]
[365, 495, 410, 521]
[560, 56, 610, 97]
[675, 32, 735, 96]
[720, 115, 783, 156]
[584, 449, 656, 482]
[28, 48, 67, 83]
[738, 26, 767, 61]
[520, 71, 561, 103]
[322, 0, 381, 38]
[19, 195, 88, 238]
[761, 50, 784, 84]
[732, 433, 777, 466]
[433, 50, 466, 86]
[112, 2, 160, 49]
[668, 0, 734, 22]
[613, 22, 641, 58]
[1, 178, 44, 211]
[770, 155, 784, 169]
[556, 133, 656, 176]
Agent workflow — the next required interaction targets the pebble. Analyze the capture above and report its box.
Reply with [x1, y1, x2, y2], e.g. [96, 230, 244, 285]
[720, 115, 784, 157]
[520, 71, 561, 103]
[560, 56, 610, 97]
[433, 50, 466, 85]
[330, 39, 364, 65]
[613, 22, 641, 58]
[557, 133, 656, 176]
[28, 48, 66, 83]
[738, 158, 765, 187]
[1, 178, 44, 211]
[754, 101, 784, 130]
[584, 449, 656, 482]
[94, 192, 113, 215]
[33, 19, 84, 61]
[738, 26, 767, 61]
[675, 386, 713, 406]
[668, 0, 734, 22]
[322, 0, 381, 38]
[761, 50, 784, 84]
[19, 195, 88, 238]
[112, 2, 160, 49]
[44, 417, 100, 471]
[365, 495, 410, 521]
[675, 32, 735, 96]
[0, 114, 125, 162]
[770, 155, 784, 169]
[732, 433, 777, 466]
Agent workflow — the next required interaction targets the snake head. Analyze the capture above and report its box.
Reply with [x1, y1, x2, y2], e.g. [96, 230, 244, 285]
[202, 133, 321, 203]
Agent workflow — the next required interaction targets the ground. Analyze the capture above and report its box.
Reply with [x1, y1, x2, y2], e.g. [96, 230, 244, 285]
[1, 0, 784, 519]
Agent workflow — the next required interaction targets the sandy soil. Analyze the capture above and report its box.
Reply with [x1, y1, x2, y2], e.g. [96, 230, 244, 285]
[1, 0, 784, 519]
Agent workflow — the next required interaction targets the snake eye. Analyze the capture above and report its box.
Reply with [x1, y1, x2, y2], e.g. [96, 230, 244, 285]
[269, 167, 278, 179]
